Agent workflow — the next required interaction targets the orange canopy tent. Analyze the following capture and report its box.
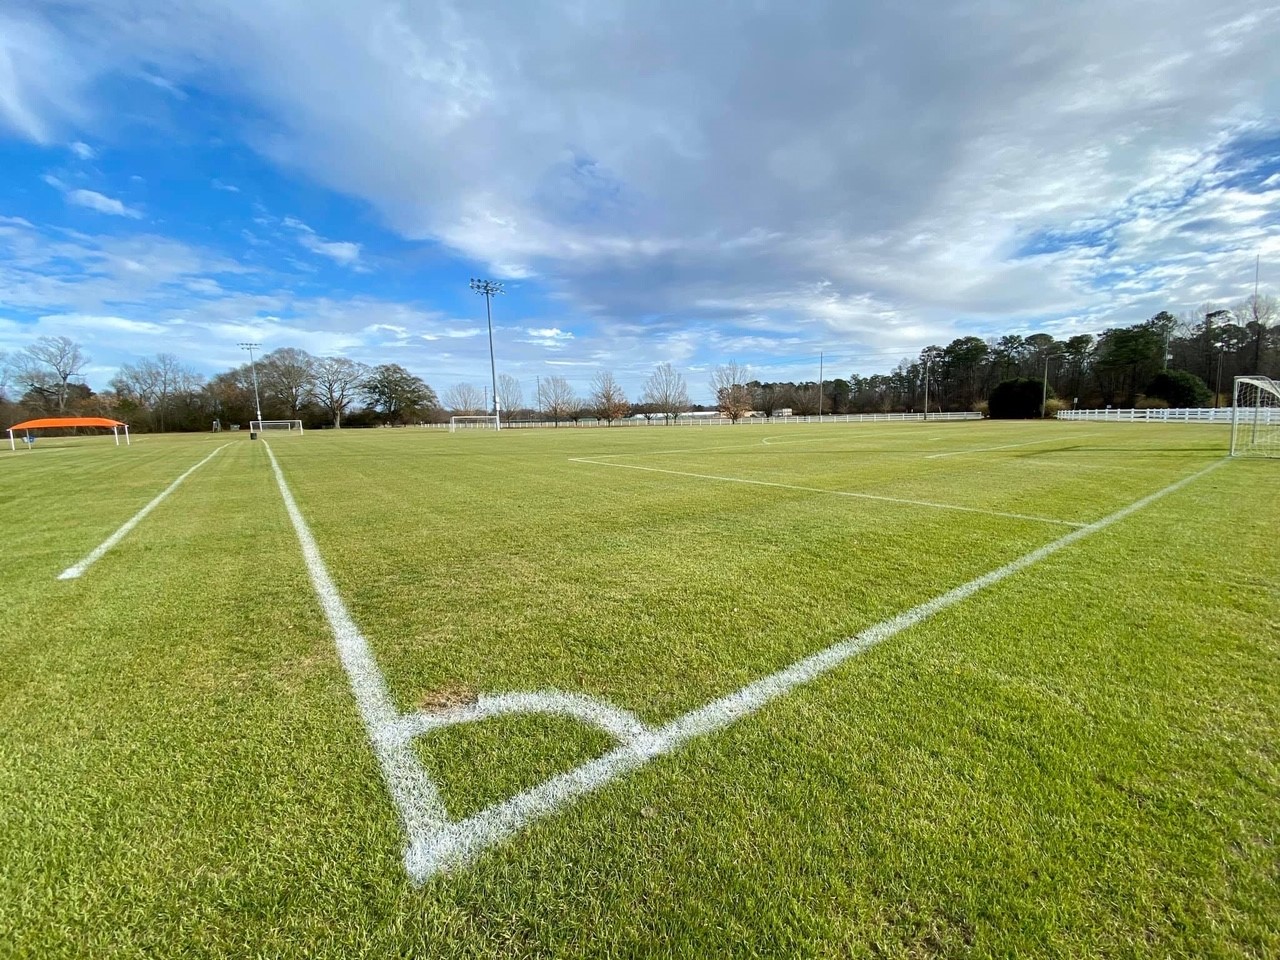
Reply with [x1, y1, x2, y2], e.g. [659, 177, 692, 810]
[8, 417, 130, 451]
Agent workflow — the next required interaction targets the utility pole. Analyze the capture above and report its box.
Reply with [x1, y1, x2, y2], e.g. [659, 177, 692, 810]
[469, 278, 503, 429]
[536, 375, 541, 416]
[1041, 353, 1057, 419]
[817, 351, 823, 418]
[238, 342, 263, 425]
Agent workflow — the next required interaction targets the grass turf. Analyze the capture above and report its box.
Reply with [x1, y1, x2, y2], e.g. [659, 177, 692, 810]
[0, 420, 1276, 957]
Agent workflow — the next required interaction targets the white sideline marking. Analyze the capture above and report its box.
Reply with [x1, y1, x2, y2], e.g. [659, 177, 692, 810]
[569, 457, 1084, 528]
[760, 435, 825, 445]
[924, 434, 1097, 459]
[58, 444, 229, 580]
[264, 444, 451, 846]
[266, 436, 1222, 881]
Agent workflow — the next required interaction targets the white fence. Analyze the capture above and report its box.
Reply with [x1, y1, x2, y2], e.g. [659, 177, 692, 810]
[425, 411, 983, 429]
[1056, 408, 1235, 423]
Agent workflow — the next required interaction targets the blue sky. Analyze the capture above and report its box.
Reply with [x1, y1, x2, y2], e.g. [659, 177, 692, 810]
[1, 1, 1278, 404]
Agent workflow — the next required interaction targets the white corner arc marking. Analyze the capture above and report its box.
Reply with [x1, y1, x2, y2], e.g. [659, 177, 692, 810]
[267, 438, 1224, 881]
[58, 444, 230, 580]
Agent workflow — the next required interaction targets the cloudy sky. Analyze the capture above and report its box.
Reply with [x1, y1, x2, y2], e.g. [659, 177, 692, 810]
[1, 0, 1278, 402]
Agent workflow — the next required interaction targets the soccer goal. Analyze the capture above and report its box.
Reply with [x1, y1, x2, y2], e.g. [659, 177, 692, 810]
[250, 419, 305, 436]
[449, 415, 500, 432]
[1230, 376, 1280, 458]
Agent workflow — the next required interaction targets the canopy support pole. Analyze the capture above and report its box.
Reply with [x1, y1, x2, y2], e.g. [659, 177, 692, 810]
[124, 425, 130, 446]
[7, 429, 13, 452]
[113, 426, 119, 446]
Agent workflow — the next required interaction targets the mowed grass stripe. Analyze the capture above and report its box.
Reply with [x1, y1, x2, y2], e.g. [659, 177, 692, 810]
[58, 443, 229, 579]
[568, 454, 1085, 526]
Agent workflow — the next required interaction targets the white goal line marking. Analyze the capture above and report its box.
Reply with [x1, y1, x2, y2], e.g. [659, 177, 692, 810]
[568, 457, 1084, 528]
[58, 444, 230, 580]
[266, 435, 1223, 881]
[924, 434, 1098, 459]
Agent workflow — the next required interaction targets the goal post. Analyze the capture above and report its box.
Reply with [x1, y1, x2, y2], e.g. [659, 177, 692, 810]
[449, 415, 500, 433]
[250, 419, 304, 436]
[1230, 376, 1280, 458]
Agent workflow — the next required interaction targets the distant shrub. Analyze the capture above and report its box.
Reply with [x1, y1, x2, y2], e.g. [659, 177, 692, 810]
[1043, 398, 1069, 418]
[988, 378, 1051, 419]
[1144, 370, 1212, 408]
[1136, 397, 1171, 409]
[972, 401, 990, 418]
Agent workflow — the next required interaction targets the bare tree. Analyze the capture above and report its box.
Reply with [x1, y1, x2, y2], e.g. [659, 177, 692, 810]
[13, 336, 88, 412]
[711, 362, 753, 422]
[536, 374, 575, 426]
[497, 373, 523, 422]
[1235, 293, 1278, 373]
[260, 347, 316, 417]
[112, 354, 202, 431]
[443, 382, 486, 415]
[590, 370, 630, 425]
[0, 350, 10, 402]
[313, 356, 370, 428]
[642, 362, 689, 423]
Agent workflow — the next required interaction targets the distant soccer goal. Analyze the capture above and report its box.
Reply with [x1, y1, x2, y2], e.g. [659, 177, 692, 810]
[250, 420, 304, 436]
[1230, 377, 1280, 458]
[449, 415, 500, 432]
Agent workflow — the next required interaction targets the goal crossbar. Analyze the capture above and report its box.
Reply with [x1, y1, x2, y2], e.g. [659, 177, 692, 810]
[1230, 376, 1280, 458]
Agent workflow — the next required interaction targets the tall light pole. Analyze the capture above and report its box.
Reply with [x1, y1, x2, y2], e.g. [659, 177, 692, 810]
[470, 278, 503, 428]
[238, 342, 263, 424]
[817, 351, 824, 418]
[922, 354, 930, 421]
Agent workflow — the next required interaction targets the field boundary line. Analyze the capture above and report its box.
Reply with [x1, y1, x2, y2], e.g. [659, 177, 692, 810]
[58, 443, 230, 580]
[569, 457, 1084, 528]
[407, 458, 1226, 878]
[924, 433, 1098, 459]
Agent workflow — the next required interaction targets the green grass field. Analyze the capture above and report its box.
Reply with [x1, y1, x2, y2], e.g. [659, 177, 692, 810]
[2, 420, 1277, 958]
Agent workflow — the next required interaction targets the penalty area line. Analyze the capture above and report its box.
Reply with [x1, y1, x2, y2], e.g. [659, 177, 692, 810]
[58, 443, 230, 580]
[569, 457, 1084, 528]
[924, 433, 1098, 459]
[409, 457, 1227, 878]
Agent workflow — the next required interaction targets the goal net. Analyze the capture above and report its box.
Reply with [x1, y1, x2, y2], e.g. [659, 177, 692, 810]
[250, 419, 304, 436]
[1231, 377, 1280, 458]
[449, 415, 500, 432]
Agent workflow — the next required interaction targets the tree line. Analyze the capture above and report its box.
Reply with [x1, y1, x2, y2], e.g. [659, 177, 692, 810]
[1, 294, 1275, 430]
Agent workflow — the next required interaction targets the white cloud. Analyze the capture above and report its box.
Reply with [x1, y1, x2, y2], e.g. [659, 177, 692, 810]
[43, 174, 141, 217]
[283, 215, 362, 265]
[211, 178, 239, 192]
[2, 0, 1280, 388]
[0, 11, 92, 142]
[298, 233, 361, 265]
[65, 188, 141, 218]
[70, 140, 94, 159]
